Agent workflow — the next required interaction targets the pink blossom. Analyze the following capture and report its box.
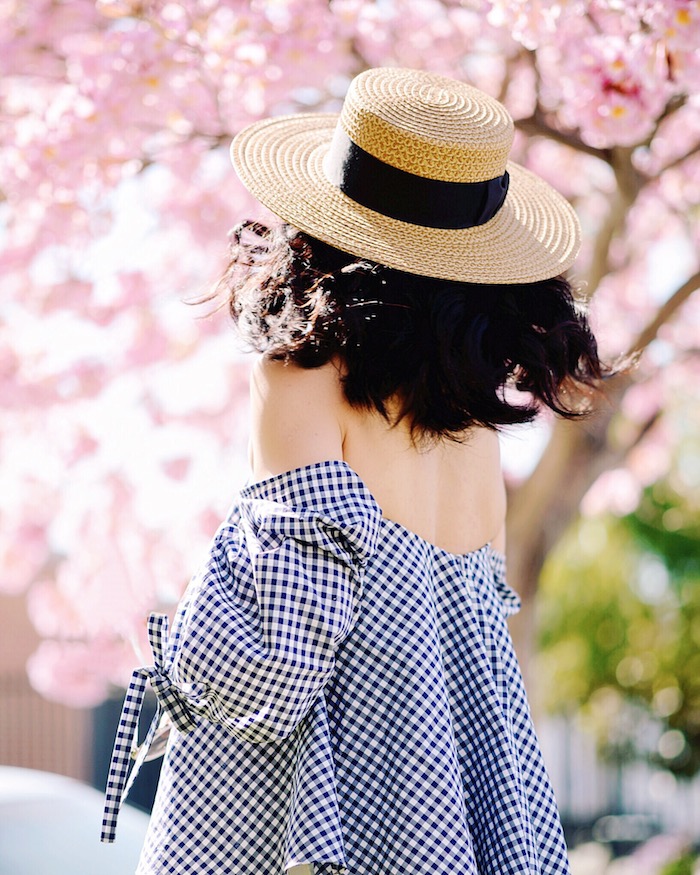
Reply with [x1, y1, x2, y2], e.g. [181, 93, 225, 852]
[26, 579, 84, 639]
[0, 521, 54, 597]
[26, 637, 134, 708]
[0, 474, 58, 596]
[622, 380, 664, 425]
[556, 33, 671, 148]
[486, 0, 566, 51]
[332, 0, 493, 81]
[1, 0, 699, 708]
[161, 457, 192, 481]
[521, 138, 615, 201]
[581, 468, 643, 517]
[626, 421, 674, 487]
[645, 1, 700, 54]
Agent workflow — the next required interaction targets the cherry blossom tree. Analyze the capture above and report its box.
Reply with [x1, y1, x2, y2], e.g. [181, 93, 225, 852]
[1, 0, 699, 706]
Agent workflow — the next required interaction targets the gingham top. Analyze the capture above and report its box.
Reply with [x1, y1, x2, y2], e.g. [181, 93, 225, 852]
[102, 461, 570, 874]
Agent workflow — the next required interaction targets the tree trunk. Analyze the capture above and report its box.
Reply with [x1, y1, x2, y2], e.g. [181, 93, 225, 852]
[505, 408, 620, 690]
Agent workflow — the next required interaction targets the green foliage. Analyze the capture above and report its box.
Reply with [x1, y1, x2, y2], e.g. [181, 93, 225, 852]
[630, 479, 700, 582]
[536, 495, 700, 776]
[660, 853, 698, 875]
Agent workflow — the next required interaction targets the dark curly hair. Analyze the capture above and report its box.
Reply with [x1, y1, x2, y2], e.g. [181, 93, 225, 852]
[215, 221, 604, 441]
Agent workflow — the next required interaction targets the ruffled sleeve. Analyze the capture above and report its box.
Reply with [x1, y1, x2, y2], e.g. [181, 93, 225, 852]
[101, 461, 381, 843]
[170, 460, 382, 743]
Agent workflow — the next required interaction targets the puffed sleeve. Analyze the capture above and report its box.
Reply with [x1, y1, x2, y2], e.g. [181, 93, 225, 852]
[101, 462, 381, 842]
[169, 461, 382, 743]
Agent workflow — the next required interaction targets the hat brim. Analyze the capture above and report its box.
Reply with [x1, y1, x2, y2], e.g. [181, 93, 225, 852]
[231, 113, 581, 285]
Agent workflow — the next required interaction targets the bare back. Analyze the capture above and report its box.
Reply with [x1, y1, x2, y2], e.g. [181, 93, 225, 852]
[249, 357, 506, 555]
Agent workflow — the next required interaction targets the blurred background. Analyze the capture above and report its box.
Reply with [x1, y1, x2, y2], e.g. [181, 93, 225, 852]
[1, 1, 699, 873]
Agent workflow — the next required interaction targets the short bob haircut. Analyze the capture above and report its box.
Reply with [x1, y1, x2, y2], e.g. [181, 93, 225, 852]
[216, 221, 604, 441]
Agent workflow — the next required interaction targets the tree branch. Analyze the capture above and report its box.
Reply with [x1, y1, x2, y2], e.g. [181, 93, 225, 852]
[582, 187, 629, 300]
[515, 109, 609, 161]
[627, 270, 700, 355]
[507, 267, 700, 607]
[581, 147, 646, 300]
[656, 141, 700, 176]
[610, 145, 645, 202]
[648, 93, 687, 143]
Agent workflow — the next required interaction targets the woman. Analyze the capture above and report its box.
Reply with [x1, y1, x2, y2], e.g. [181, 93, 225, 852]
[102, 68, 603, 874]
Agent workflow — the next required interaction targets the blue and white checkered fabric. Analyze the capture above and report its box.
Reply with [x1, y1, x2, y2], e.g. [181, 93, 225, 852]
[102, 460, 570, 874]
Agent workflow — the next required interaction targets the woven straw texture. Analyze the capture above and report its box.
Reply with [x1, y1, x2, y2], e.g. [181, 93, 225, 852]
[341, 67, 513, 183]
[231, 68, 581, 284]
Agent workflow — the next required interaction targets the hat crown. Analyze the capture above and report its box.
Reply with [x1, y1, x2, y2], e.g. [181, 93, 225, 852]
[340, 68, 514, 184]
[230, 66, 581, 283]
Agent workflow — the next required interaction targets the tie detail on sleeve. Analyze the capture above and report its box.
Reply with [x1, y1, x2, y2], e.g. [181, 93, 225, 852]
[101, 462, 382, 844]
[101, 613, 203, 843]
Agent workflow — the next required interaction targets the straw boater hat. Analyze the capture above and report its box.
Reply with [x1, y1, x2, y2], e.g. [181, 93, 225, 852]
[231, 67, 581, 284]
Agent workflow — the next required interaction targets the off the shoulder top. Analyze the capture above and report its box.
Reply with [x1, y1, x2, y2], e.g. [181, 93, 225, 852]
[102, 460, 570, 874]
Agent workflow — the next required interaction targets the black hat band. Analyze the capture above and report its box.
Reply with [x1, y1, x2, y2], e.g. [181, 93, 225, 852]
[324, 127, 510, 230]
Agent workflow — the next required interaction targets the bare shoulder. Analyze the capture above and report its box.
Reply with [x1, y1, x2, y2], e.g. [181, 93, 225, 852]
[248, 356, 346, 481]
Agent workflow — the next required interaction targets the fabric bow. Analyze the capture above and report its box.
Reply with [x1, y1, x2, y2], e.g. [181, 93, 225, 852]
[101, 613, 199, 843]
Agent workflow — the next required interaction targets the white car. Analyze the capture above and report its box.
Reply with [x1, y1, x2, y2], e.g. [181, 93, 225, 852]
[0, 767, 149, 874]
